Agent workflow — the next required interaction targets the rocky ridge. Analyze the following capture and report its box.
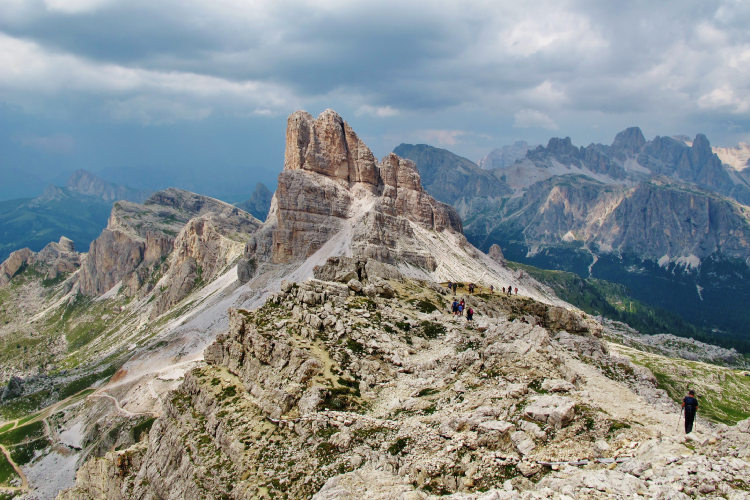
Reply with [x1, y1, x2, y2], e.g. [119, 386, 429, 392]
[0, 237, 80, 286]
[245, 110, 463, 271]
[2, 109, 560, 499]
[58, 266, 750, 499]
[78, 187, 261, 307]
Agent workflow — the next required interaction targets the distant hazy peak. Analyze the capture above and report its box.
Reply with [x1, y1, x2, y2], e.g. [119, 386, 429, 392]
[478, 141, 531, 170]
[612, 127, 645, 153]
[714, 142, 750, 171]
[237, 182, 273, 221]
[67, 169, 150, 203]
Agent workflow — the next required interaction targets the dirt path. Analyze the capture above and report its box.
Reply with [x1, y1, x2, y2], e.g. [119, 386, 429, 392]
[88, 392, 158, 419]
[0, 442, 29, 492]
[566, 357, 683, 437]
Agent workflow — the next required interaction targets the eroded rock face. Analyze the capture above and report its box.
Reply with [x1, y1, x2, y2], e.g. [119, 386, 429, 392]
[36, 236, 81, 280]
[79, 188, 261, 298]
[267, 110, 462, 266]
[488, 243, 505, 263]
[0, 248, 34, 285]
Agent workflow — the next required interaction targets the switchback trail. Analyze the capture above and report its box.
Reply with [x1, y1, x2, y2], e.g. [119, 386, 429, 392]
[0, 442, 29, 492]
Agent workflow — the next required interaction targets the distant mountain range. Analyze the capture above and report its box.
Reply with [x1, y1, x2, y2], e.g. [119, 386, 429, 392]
[0, 170, 150, 261]
[396, 130, 750, 351]
[236, 182, 273, 221]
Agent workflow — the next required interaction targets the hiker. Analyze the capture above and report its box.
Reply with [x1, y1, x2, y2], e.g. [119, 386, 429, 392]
[514, 287, 518, 295]
[447, 281, 452, 292]
[682, 390, 699, 434]
[466, 307, 474, 321]
[507, 284, 512, 295]
[501, 286, 505, 294]
[490, 285, 494, 294]
[452, 300, 459, 316]
[453, 282, 458, 294]
[459, 299, 465, 316]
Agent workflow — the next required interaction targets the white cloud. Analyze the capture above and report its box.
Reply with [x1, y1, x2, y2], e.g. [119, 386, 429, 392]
[418, 129, 468, 146]
[698, 86, 750, 113]
[513, 109, 558, 130]
[0, 32, 298, 124]
[44, 0, 115, 14]
[355, 105, 399, 118]
[520, 81, 568, 107]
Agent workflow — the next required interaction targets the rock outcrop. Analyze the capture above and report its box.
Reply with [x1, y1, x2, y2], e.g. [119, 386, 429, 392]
[0, 247, 34, 285]
[36, 236, 81, 280]
[254, 110, 462, 268]
[59, 276, 750, 499]
[0, 236, 81, 285]
[78, 188, 261, 298]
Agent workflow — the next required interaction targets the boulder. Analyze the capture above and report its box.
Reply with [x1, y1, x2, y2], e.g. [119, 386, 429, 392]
[735, 418, 750, 433]
[313, 257, 364, 283]
[488, 243, 505, 263]
[524, 395, 576, 428]
[510, 430, 536, 456]
[541, 378, 575, 393]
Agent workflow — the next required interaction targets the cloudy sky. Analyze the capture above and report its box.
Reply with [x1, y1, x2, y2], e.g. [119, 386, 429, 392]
[1, 0, 749, 201]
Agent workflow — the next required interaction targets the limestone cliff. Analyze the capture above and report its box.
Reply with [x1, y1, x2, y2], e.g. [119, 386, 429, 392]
[78, 188, 261, 298]
[253, 110, 462, 268]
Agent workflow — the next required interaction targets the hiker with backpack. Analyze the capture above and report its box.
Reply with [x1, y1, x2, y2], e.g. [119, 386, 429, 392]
[466, 307, 474, 321]
[682, 390, 699, 434]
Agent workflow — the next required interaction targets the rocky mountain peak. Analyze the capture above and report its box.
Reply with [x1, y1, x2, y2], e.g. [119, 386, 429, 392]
[67, 169, 150, 203]
[690, 133, 713, 163]
[612, 126, 646, 154]
[261, 110, 463, 266]
[546, 136, 579, 156]
[284, 109, 379, 186]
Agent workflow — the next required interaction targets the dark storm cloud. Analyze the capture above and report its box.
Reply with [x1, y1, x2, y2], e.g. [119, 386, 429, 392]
[0, 0, 748, 165]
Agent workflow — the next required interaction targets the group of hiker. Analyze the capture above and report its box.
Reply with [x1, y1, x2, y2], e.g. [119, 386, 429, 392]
[444, 281, 524, 323]
[450, 298, 473, 321]
[447, 281, 519, 296]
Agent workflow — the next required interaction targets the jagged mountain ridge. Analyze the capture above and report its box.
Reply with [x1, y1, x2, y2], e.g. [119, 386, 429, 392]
[396, 130, 750, 350]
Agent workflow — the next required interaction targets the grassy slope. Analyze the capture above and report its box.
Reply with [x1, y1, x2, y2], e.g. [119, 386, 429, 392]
[611, 343, 750, 425]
